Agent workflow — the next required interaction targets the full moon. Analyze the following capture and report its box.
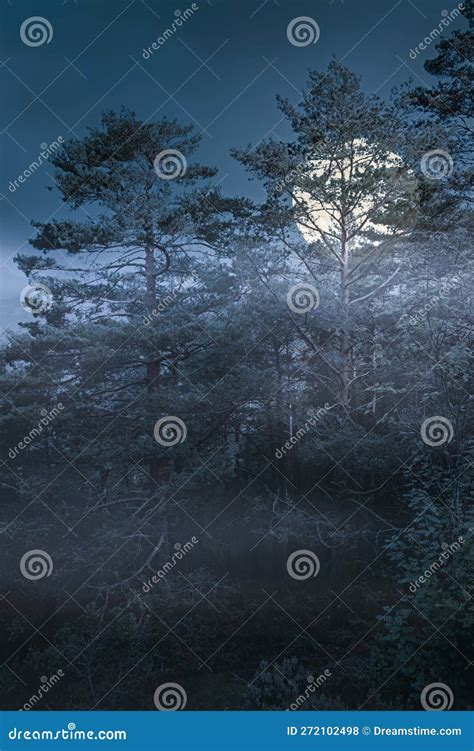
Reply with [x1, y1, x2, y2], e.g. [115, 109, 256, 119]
[293, 138, 405, 245]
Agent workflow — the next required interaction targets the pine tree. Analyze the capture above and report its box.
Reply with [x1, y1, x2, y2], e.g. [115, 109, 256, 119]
[233, 61, 425, 408]
[15, 109, 246, 487]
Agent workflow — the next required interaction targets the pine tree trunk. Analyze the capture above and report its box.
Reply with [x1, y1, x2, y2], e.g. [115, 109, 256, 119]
[144, 240, 170, 485]
[339, 237, 351, 409]
[145, 243, 161, 394]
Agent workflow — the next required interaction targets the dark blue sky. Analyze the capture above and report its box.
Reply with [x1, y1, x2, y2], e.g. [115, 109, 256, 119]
[0, 0, 464, 326]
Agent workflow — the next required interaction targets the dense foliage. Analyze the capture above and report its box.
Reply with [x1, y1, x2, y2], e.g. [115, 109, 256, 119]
[1, 24, 472, 711]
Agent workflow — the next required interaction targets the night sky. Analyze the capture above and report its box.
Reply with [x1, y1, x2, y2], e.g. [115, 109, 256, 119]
[0, 0, 463, 327]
